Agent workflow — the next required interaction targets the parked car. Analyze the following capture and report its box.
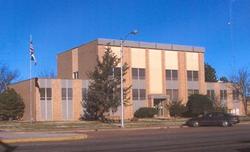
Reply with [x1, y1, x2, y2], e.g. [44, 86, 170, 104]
[186, 112, 240, 127]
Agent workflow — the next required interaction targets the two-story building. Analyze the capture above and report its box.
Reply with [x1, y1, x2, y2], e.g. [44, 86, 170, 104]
[10, 38, 245, 121]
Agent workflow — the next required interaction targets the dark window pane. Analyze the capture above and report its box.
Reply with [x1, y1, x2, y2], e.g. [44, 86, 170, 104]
[132, 68, 138, 79]
[172, 70, 178, 80]
[187, 71, 193, 81]
[193, 71, 198, 81]
[68, 88, 73, 100]
[139, 89, 146, 100]
[211, 90, 215, 100]
[139, 68, 145, 80]
[172, 89, 178, 101]
[224, 90, 227, 100]
[40, 88, 45, 100]
[62, 88, 66, 100]
[132, 89, 138, 100]
[46, 88, 52, 100]
[166, 70, 171, 80]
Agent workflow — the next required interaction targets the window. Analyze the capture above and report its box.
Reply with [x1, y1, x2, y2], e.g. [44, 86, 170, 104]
[132, 89, 139, 100]
[132, 68, 145, 80]
[73, 71, 79, 79]
[40, 88, 52, 100]
[188, 89, 199, 96]
[166, 70, 178, 80]
[233, 90, 239, 100]
[132, 89, 146, 100]
[132, 68, 138, 79]
[62, 88, 73, 100]
[139, 89, 146, 100]
[139, 69, 145, 79]
[207, 90, 215, 100]
[220, 90, 227, 100]
[187, 70, 199, 81]
[166, 89, 178, 102]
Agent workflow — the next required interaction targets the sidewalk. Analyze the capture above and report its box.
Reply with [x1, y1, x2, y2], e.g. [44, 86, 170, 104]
[0, 130, 87, 144]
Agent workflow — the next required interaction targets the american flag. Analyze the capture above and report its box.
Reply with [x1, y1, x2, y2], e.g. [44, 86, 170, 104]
[29, 40, 37, 65]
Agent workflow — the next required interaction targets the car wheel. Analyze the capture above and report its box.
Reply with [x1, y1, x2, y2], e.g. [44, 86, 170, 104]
[192, 121, 199, 127]
[221, 121, 229, 127]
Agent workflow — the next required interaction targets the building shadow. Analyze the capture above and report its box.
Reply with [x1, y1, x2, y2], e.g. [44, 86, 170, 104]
[0, 140, 17, 152]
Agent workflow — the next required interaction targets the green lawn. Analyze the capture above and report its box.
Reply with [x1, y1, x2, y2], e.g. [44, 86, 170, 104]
[1, 116, 248, 132]
[0, 118, 188, 132]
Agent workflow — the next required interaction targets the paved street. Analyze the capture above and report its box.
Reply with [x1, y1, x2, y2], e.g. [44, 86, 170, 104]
[2, 124, 250, 152]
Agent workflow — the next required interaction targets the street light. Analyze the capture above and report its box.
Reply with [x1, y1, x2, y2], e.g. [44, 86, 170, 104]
[120, 30, 138, 128]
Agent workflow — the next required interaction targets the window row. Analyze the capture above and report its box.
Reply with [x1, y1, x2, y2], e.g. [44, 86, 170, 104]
[206, 89, 239, 101]
[132, 89, 146, 100]
[39, 88, 73, 101]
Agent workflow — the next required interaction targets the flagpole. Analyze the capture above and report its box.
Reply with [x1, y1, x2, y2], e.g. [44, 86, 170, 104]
[29, 35, 33, 122]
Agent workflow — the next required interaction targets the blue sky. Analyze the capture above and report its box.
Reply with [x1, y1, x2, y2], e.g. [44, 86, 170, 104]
[0, 0, 249, 81]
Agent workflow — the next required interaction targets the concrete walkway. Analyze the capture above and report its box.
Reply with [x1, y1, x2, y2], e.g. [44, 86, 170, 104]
[0, 130, 87, 144]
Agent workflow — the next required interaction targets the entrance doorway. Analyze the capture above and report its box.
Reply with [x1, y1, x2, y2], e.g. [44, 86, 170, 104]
[153, 99, 165, 117]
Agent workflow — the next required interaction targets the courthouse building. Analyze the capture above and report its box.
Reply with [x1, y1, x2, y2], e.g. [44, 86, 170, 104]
[10, 38, 245, 121]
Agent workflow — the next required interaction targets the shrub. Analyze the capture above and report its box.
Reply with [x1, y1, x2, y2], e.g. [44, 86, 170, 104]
[169, 101, 187, 117]
[186, 94, 214, 117]
[134, 107, 158, 118]
[0, 88, 25, 121]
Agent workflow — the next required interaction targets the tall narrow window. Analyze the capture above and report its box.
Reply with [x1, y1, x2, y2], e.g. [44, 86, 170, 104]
[139, 69, 145, 80]
[220, 90, 227, 100]
[233, 90, 239, 100]
[139, 89, 146, 100]
[207, 90, 215, 100]
[166, 70, 172, 80]
[132, 89, 139, 100]
[73, 71, 79, 79]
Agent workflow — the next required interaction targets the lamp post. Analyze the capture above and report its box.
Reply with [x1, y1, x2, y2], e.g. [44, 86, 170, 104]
[120, 30, 138, 128]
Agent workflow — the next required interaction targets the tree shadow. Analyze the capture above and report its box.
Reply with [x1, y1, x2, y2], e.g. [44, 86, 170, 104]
[0, 140, 17, 152]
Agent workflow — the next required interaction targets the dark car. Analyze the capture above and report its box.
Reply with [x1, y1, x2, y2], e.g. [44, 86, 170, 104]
[186, 112, 240, 127]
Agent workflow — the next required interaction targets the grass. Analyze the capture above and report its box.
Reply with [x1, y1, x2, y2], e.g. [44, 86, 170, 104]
[1, 116, 249, 132]
[0, 118, 188, 132]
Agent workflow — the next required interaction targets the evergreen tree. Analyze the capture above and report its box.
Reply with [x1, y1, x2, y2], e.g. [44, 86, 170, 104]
[0, 88, 25, 120]
[219, 76, 229, 83]
[205, 63, 217, 82]
[82, 47, 130, 120]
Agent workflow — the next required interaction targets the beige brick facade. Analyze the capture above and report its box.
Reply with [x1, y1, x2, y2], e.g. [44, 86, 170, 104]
[10, 38, 246, 121]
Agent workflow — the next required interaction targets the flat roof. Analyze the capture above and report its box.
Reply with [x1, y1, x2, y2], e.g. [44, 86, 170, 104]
[97, 38, 205, 53]
[58, 38, 205, 55]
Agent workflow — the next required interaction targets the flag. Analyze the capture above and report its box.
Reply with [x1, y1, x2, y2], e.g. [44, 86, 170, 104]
[29, 40, 37, 65]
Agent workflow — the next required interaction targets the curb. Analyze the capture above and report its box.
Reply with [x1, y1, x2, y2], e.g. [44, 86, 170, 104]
[1, 134, 88, 144]
[75, 125, 188, 133]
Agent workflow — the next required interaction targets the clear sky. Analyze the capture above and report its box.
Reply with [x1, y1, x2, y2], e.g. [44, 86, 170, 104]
[0, 0, 249, 81]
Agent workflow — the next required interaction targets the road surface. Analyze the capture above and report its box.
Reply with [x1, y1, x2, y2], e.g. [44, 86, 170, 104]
[2, 124, 250, 152]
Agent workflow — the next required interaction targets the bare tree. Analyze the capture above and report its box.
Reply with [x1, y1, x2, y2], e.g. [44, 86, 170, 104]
[230, 68, 250, 115]
[0, 64, 19, 93]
